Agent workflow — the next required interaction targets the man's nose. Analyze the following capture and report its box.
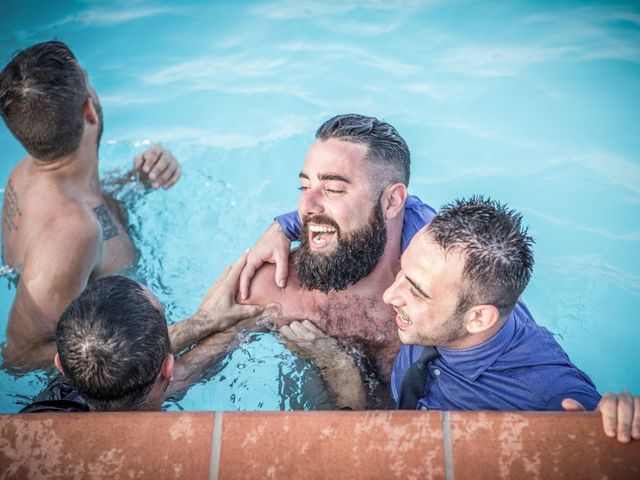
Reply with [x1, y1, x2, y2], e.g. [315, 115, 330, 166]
[298, 187, 325, 216]
[383, 275, 403, 306]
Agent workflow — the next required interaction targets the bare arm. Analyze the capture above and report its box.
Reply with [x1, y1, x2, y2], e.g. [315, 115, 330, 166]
[168, 252, 265, 354]
[280, 320, 366, 410]
[239, 221, 292, 300]
[166, 315, 271, 400]
[3, 214, 100, 371]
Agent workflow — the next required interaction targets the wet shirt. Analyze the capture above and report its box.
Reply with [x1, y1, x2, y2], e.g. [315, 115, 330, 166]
[391, 302, 602, 411]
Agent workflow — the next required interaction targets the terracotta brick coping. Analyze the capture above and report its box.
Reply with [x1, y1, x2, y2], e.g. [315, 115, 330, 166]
[1, 411, 638, 479]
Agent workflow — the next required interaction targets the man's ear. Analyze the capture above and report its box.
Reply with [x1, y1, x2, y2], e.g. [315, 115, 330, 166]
[83, 97, 99, 125]
[161, 354, 174, 382]
[381, 183, 407, 220]
[54, 353, 65, 377]
[464, 304, 500, 334]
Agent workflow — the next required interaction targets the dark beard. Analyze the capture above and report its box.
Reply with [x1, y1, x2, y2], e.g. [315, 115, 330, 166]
[296, 201, 387, 293]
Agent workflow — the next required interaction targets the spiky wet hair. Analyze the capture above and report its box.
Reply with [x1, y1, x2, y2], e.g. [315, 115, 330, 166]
[425, 195, 535, 318]
[56, 275, 170, 411]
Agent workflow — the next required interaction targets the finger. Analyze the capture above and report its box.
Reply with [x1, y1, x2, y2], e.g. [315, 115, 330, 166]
[148, 152, 170, 185]
[155, 159, 178, 188]
[561, 398, 586, 412]
[133, 154, 143, 170]
[274, 250, 289, 288]
[633, 397, 640, 440]
[616, 391, 633, 443]
[598, 392, 618, 438]
[289, 321, 314, 341]
[279, 324, 295, 341]
[141, 145, 163, 173]
[163, 163, 181, 189]
[225, 251, 250, 289]
[239, 256, 258, 301]
[301, 320, 327, 338]
[234, 303, 266, 320]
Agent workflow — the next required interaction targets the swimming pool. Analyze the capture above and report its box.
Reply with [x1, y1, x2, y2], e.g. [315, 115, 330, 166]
[1, 0, 639, 413]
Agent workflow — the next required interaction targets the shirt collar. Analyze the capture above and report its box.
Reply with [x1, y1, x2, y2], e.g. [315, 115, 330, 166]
[436, 311, 516, 381]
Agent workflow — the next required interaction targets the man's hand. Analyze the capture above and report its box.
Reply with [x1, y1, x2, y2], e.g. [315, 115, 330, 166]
[196, 252, 266, 332]
[562, 391, 640, 443]
[279, 320, 366, 410]
[239, 221, 292, 300]
[133, 144, 181, 189]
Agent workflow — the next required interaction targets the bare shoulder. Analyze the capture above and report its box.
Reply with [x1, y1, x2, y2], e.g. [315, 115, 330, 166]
[243, 262, 289, 305]
[23, 201, 101, 273]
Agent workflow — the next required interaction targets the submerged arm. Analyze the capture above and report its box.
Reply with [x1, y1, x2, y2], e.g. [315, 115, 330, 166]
[279, 320, 366, 410]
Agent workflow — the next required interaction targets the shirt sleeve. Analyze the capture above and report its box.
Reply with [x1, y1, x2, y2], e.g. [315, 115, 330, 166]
[275, 195, 438, 249]
[546, 389, 602, 411]
[401, 195, 437, 251]
[274, 211, 301, 241]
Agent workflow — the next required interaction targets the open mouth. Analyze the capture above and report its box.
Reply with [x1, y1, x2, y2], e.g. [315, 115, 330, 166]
[394, 308, 412, 330]
[308, 224, 337, 250]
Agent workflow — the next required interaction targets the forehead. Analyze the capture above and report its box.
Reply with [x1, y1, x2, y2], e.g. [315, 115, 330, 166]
[302, 138, 371, 181]
[402, 232, 467, 296]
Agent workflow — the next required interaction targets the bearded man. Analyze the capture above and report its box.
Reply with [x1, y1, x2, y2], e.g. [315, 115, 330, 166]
[239, 114, 419, 388]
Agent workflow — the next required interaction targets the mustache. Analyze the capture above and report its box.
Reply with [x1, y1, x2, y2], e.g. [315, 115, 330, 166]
[301, 214, 341, 235]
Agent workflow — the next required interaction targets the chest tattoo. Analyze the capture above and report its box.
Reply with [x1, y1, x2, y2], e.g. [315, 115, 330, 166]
[3, 180, 22, 232]
[92, 204, 119, 240]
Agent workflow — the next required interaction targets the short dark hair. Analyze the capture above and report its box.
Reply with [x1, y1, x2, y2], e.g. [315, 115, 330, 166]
[315, 113, 410, 188]
[56, 275, 171, 411]
[425, 196, 535, 318]
[0, 41, 88, 161]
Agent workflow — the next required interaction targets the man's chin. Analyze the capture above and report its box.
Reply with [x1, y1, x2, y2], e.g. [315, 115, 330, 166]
[397, 329, 412, 345]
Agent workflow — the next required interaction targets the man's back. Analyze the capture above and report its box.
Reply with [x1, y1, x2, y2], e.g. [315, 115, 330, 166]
[2, 155, 135, 369]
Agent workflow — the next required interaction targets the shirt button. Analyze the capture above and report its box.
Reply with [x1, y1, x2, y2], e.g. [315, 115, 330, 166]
[433, 368, 441, 376]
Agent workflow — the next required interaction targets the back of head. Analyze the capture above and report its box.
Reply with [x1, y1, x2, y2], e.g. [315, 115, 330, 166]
[315, 113, 410, 190]
[425, 195, 535, 318]
[56, 275, 170, 411]
[0, 41, 87, 161]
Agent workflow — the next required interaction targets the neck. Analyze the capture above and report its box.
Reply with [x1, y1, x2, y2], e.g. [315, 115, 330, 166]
[347, 216, 403, 294]
[443, 317, 507, 350]
[30, 136, 100, 191]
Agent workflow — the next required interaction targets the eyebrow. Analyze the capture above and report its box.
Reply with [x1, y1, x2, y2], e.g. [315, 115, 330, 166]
[298, 172, 352, 184]
[405, 274, 431, 299]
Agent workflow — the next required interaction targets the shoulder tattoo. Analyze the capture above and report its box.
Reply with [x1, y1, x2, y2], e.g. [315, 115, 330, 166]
[92, 204, 119, 240]
[2, 179, 22, 232]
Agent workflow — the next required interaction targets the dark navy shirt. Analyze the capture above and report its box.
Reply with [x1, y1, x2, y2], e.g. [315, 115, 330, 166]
[391, 302, 602, 411]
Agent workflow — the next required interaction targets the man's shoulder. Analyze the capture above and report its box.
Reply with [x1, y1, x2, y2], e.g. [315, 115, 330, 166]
[21, 201, 101, 273]
[243, 259, 298, 307]
[32, 202, 101, 249]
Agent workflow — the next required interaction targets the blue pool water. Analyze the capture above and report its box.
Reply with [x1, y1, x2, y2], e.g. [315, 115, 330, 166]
[1, 0, 639, 413]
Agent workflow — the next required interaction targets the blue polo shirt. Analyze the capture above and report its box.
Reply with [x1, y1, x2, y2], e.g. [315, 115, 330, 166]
[391, 302, 602, 411]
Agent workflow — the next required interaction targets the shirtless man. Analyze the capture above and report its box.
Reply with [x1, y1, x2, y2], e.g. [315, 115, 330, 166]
[0, 41, 183, 370]
[239, 113, 414, 382]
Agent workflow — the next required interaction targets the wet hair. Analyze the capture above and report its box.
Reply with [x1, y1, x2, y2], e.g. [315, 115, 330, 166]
[0, 41, 88, 161]
[425, 195, 535, 318]
[315, 113, 410, 189]
[56, 275, 170, 411]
